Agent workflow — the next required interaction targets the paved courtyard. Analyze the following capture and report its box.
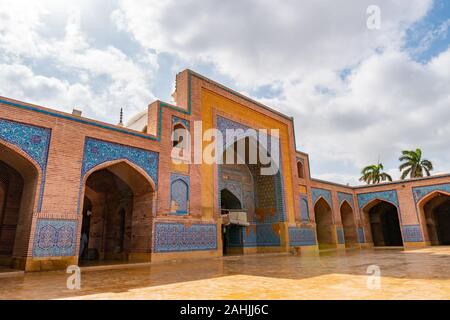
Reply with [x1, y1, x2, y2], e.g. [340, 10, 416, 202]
[1, 247, 449, 300]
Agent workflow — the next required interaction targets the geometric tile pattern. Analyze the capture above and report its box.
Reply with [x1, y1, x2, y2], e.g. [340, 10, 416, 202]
[32, 219, 78, 257]
[312, 188, 332, 207]
[338, 192, 353, 207]
[336, 227, 345, 244]
[357, 190, 399, 209]
[288, 227, 317, 246]
[357, 227, 365, 243]
[255, 223, 281, 246]
[300, 194, 309, 221]
[0, 118, 51, 211]
[153, 223, 217, 252]
[402, 225, 424, 242]
[81, 137, 159, 186]
[170, 173, 189, 215]
[172, 116, 190, 129]
[216, 115, 286, 249]
[412, 183, 450, 203]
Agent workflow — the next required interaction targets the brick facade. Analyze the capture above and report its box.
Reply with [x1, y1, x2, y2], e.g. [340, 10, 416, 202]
[0, 69, 449, 271]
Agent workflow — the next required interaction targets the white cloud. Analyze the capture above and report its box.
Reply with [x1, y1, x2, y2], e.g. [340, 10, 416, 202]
[0, 0, 157, 122]
[0, 0, 447, 184]
[112, 0, 449, 183]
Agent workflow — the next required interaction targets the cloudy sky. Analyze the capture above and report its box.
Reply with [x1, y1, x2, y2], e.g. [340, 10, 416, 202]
[0, 0, 449, 185]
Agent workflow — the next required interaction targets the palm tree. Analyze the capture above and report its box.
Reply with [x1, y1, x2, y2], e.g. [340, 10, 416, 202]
[399, 148, 433, 179]
[359, 163, 393, 184]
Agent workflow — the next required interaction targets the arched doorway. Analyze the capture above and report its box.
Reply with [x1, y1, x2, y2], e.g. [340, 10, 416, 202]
[0, 144, 39, 269]
[218, 133, 283, 255]
[220, 188, 243, 255]
[79, 160, 155, 265]
[420, 192, 450, 245]
[363, 200, 403, 247]
[314, 198, 336, 250]
[340, 201, 358, 248]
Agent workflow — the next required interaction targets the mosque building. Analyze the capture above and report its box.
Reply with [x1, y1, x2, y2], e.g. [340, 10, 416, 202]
[0, 70, 449, 271]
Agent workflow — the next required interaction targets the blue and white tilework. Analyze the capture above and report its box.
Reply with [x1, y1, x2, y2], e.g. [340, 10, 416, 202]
[357, 190, 399, 209]
[32, 219, 78, 257]
[357, 227, 365, 243]
[288, 227, 317, 246]
[81, 137, 159, 184]
[300, 194, 309, 221]
[170, 173, 190, 214]
[412, 183, 450, 203]
[402, 225, 424, 242]
[0, 118, 51, 211]
[338, 192, 353, 207]
[153, 223, 217, 252]
[312, 188, 332, 207]
[172, 116, 190, 129]
[336, 227, 345, 244]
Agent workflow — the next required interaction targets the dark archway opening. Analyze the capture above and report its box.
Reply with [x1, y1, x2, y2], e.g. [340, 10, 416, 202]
[423, 193, 450, 245]
[0, 145, 38, 270]
[220, 188, 243, 255]
[297, 161, 305, 179]
[221, 189, 242, 210]
[340, 201, 358, 248]
[80, 161, 154, 265]
[314, 198, 336, 250]
[219, 135, 283, 256]
[367, 201, 403, 247]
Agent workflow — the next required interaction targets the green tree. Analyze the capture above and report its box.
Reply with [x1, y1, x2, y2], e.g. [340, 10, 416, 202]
[359, 163, 393, 184]
[399, 148, 433, 179]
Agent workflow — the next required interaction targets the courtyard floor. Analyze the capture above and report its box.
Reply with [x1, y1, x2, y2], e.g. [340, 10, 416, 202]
[0, 247, 449, 300]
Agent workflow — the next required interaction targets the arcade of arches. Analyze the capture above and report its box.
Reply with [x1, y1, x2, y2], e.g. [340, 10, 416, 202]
[80, 161, 154, 264]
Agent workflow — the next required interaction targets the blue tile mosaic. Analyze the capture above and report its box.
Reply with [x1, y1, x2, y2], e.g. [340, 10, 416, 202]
[336, 227, 345, 244]
[216, 115, 286, 249]
[81, 137, 159, 185]
[0, 118, 51, 211]
[153, 223, 217, 252]
[288, 227, 317, 246]
[300, 194, 309, 221]
[312, 188, 332, 207]
[221, 180, 243, 205]
[357, 190, 399, 209]
[357, 227, 365, 243]
[412, 183, 450, 203]
[338, 192, 353, 207]
[32, 219, 77, 257]
[78, 137, 159, 213]
[255, 223, 281, 246]
[172, 116, 190, 129]
[402, 225, 424, 242]
[170, 173, 189, 215]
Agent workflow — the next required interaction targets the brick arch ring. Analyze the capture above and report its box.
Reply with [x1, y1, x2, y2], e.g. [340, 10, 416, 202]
[0, 139, 44, 212]
[313, 195, 332, 208]
[416, 189, 450, 208]
[77, 158, 157, 215]
[360, 198, 403, 224]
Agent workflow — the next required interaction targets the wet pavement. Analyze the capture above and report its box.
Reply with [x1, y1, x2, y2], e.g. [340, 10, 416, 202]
[1, 247, 450, 300]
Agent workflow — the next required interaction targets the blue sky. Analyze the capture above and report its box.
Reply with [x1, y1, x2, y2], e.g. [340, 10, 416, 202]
[0, 0, 448, 185]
